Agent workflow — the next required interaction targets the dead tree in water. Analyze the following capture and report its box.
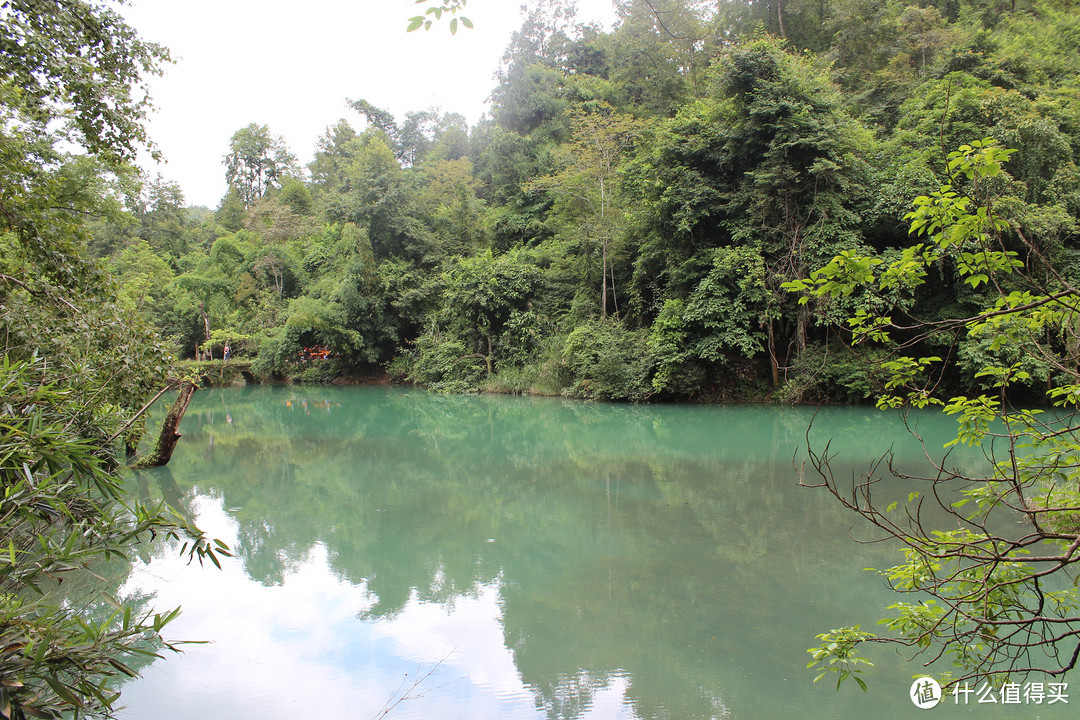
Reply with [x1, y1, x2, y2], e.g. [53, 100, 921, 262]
[133, 380, 197, 469]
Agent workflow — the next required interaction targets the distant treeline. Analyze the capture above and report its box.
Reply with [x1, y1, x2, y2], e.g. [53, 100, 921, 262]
[96, 0, 1080, 402]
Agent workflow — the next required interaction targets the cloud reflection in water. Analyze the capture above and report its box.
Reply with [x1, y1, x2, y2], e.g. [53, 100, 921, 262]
[118, 495, 637, 720]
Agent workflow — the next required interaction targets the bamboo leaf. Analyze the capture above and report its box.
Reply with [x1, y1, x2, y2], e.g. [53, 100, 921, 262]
[43, 678, 83, 709]
[107, 659, 140, 678]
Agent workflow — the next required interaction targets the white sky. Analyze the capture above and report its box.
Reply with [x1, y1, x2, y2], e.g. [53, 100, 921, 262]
[120, 0, 619, 209]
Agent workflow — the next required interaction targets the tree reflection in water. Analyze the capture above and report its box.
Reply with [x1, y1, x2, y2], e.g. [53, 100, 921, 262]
[116, 386, 1055, 720]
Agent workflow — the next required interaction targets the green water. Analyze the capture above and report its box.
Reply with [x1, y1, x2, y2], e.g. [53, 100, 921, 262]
[116, 386, 1074, 719]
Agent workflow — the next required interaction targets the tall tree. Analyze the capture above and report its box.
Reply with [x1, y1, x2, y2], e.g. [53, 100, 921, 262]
[0, 0, 169, 168]
[610, 0, 714, 106]
[533, 104, 645, 318]
[136, 175, 189, 258]
[223, 123, 297, 207]
[309, 120, 360, 193]
[628, 37, 873, 385]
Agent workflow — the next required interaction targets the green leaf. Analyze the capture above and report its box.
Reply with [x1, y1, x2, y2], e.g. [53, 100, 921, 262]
[106, 659, 139, 678]
[44, 678, 83, 709]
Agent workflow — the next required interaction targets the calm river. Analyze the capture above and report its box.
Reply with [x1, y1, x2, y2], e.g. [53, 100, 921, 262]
[116, 386, 1073, 719]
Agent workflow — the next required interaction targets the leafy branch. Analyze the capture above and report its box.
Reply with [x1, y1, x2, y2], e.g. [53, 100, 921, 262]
[792, 141, 1080, 690]
[0, 356, 231, 719]
[407, 0, 473, 34]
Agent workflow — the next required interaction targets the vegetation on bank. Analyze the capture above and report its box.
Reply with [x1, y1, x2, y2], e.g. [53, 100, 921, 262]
[97, 0, 1080, 404]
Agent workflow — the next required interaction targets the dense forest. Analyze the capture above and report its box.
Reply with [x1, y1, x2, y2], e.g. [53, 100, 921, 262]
[93, 0, 1080, 402]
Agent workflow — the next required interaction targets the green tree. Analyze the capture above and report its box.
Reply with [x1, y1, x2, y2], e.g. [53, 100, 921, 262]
[609, 0, 715, 109]
[0, 0, 169, 168]
[322, 128, 417, 259]
[628, 37, 873, 387]
[224, 124, 298, 207]
[110, 240, 177, 325]
[133, 175, 189, 259]
[559, 318, 654, 400]
[532, 104, 645, 319]
[648, 246, 770, 396]
[309, 120, 360, 194]
[416, 157, 486, 255]
[409, 248, 542, 389]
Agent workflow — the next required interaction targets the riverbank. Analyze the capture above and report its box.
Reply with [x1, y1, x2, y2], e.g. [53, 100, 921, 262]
[179, 359, 391, 388]
[178, 357, 781, 404]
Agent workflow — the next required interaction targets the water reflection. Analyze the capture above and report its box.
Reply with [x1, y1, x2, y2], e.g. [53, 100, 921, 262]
[116, 387, 1071, 719]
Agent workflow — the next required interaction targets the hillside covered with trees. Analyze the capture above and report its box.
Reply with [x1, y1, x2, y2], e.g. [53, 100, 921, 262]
[97, 0, 1080, 405]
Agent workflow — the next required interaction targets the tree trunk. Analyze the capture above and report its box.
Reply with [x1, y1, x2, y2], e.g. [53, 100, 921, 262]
[133, 380, 197, 469]
[601, 238, 608, 319]
[609, 263, 619, 320]
[797, 305, 808, 357]
[600, 175, 609, 320]
[199, 302, 212, 359]
[767, 320, 780, 386]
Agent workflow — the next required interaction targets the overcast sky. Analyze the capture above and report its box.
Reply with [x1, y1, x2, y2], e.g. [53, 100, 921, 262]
[120, 0, 619, 208]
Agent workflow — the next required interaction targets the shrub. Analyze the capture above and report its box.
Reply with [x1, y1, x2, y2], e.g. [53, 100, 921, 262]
[558, 320, 655, 401]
